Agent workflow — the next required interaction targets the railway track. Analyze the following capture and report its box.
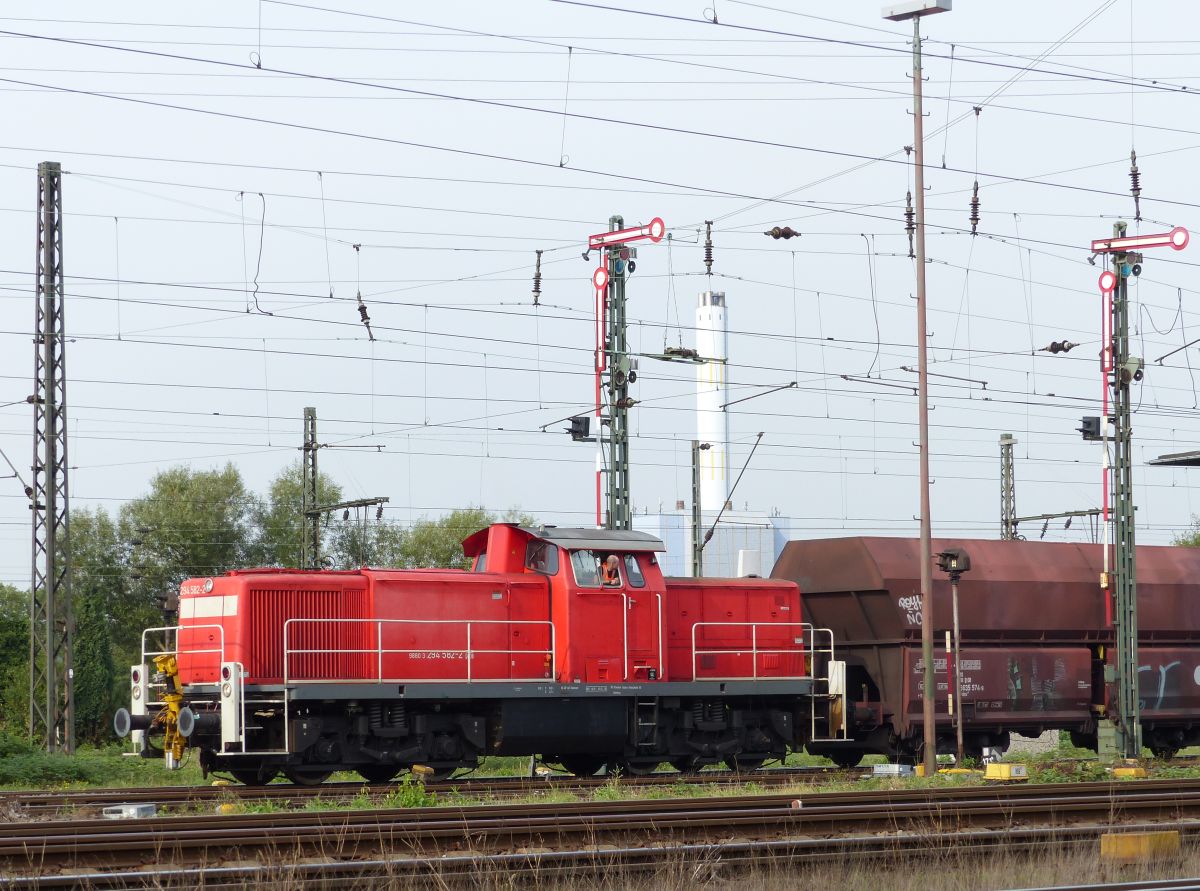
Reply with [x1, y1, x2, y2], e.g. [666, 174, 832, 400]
[2, 755, 1180, 818]
[4, 779, 1200, 884]
[0, 764, 849, 816]
[9, 822, 1200, 890]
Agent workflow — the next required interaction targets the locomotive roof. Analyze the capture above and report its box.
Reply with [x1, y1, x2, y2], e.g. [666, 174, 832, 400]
[523, 525, 666, 552]
[461, 523, 665, 556]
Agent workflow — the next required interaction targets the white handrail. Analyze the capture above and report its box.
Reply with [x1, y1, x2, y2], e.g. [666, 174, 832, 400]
[282, 618, 556, 684]
[654, 592, 664, 680]
[141, 624, 225, 666]
[690, 621, 834, 682]
[621, 593, 629, 680]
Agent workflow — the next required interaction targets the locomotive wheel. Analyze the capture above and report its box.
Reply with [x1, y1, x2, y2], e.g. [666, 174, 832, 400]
[357, 765, 401, 784]
[828, 750, 865, 769]
[723, 754, 765, 773]
[283, 767, 334, 786]
[619, 760, 661, 776]
[670, 756, 702, 775]
[558, 756, 607, 777]
[230, 766, 277, 786]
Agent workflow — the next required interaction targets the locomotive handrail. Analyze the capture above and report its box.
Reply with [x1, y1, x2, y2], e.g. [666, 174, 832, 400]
[138, 624, 226, 705]
[141, 624, 226, 669]
[281, 618, 555, 684]
[690, 621, 834, 681]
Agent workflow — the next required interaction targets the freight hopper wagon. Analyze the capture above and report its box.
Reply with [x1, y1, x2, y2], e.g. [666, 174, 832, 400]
[773, 537, 1200, 766]
[116, 525, 847, 784]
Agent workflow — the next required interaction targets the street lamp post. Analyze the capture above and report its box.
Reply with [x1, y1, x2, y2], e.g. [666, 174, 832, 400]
[883, 0, 950, 778]
[937, 547, 971, 765]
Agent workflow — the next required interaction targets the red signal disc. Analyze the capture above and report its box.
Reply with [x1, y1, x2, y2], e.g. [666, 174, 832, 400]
[1098, 270, 1117, 293]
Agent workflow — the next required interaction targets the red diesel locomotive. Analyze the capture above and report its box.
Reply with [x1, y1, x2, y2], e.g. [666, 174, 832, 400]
[116, 524, 846, 783]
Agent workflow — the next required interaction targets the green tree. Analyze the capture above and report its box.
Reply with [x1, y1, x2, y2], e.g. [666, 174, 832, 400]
[119, 464, 258, 615]
[69, 507, 131, 739]
[70, 507, 141, 661]
[73, 592, 116, 744]
[331, 507, 536, 570]
[1174, 517, 1200, 547]
[250, 461, 342, 568]
[0, 583, 29, 732]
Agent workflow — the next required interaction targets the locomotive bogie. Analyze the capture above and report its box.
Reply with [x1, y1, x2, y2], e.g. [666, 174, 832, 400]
[177, 690, 803, 780]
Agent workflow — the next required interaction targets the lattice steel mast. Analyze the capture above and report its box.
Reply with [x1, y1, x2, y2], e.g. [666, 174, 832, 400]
[301, 407, 320, 569]
[29, 160, 74, 753]
[1000, 433, 1016, 540]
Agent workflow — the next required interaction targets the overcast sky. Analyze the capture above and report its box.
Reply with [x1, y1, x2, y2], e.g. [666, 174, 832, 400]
[2, 0, 1199, 585]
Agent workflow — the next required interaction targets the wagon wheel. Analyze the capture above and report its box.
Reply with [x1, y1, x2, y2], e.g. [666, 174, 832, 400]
[723, 754, 765, 773]
[357, 765, 401, 784]
[828, 750, 865, 769]
[1150, 745, 1179, 761]
[283, 767, 334, 786]
[558, 756, 608, 777]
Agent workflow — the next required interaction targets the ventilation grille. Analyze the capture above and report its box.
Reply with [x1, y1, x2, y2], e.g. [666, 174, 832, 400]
[248, 587, 372, 681]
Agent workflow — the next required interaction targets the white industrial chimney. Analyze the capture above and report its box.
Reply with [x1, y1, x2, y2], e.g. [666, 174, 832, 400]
[696, 290, 729, 513]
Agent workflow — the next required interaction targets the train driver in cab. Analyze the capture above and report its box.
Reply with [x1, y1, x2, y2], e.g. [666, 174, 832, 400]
[601, 554, 621, 586]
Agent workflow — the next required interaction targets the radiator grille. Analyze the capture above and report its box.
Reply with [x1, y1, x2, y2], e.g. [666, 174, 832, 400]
[248, 587, 373, 681]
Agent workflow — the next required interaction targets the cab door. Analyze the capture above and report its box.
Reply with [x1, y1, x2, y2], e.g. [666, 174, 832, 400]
[622, 554, 662, 681]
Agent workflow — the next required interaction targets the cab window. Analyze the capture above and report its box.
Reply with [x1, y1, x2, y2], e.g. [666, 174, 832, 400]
[624, 554, 646, 588]
[525, 541, 559, 575]
[473, 552, 488, 572]
[570, 550, 601, 587]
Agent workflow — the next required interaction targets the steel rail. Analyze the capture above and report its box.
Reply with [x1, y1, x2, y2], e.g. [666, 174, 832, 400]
[5, 782, 1200, 870]
[3, 756, 1183, 816]
[8, 819, 1200, 890]
[0, 764, 854, 815]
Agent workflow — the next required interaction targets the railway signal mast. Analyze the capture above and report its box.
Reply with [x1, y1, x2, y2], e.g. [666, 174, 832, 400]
[1090, 223, 1189, 758]
[588, 215, 665, 530]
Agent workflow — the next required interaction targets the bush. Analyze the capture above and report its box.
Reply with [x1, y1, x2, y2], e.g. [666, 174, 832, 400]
[0, 751, 99, 786]
[0, 732, 34, 759]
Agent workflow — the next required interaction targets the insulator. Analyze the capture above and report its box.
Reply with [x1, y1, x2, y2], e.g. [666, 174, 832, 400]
[904, 191, 916, 259]
[969, 180, 981, 235]
[764, 226, 800, 240]
[1129, 150, 1142, 222]
[532, 249, 543, 305]
[703, 220, 714, 276]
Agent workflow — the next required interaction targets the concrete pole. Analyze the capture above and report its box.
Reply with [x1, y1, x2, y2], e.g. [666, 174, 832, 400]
[910, 14, 938, 778]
